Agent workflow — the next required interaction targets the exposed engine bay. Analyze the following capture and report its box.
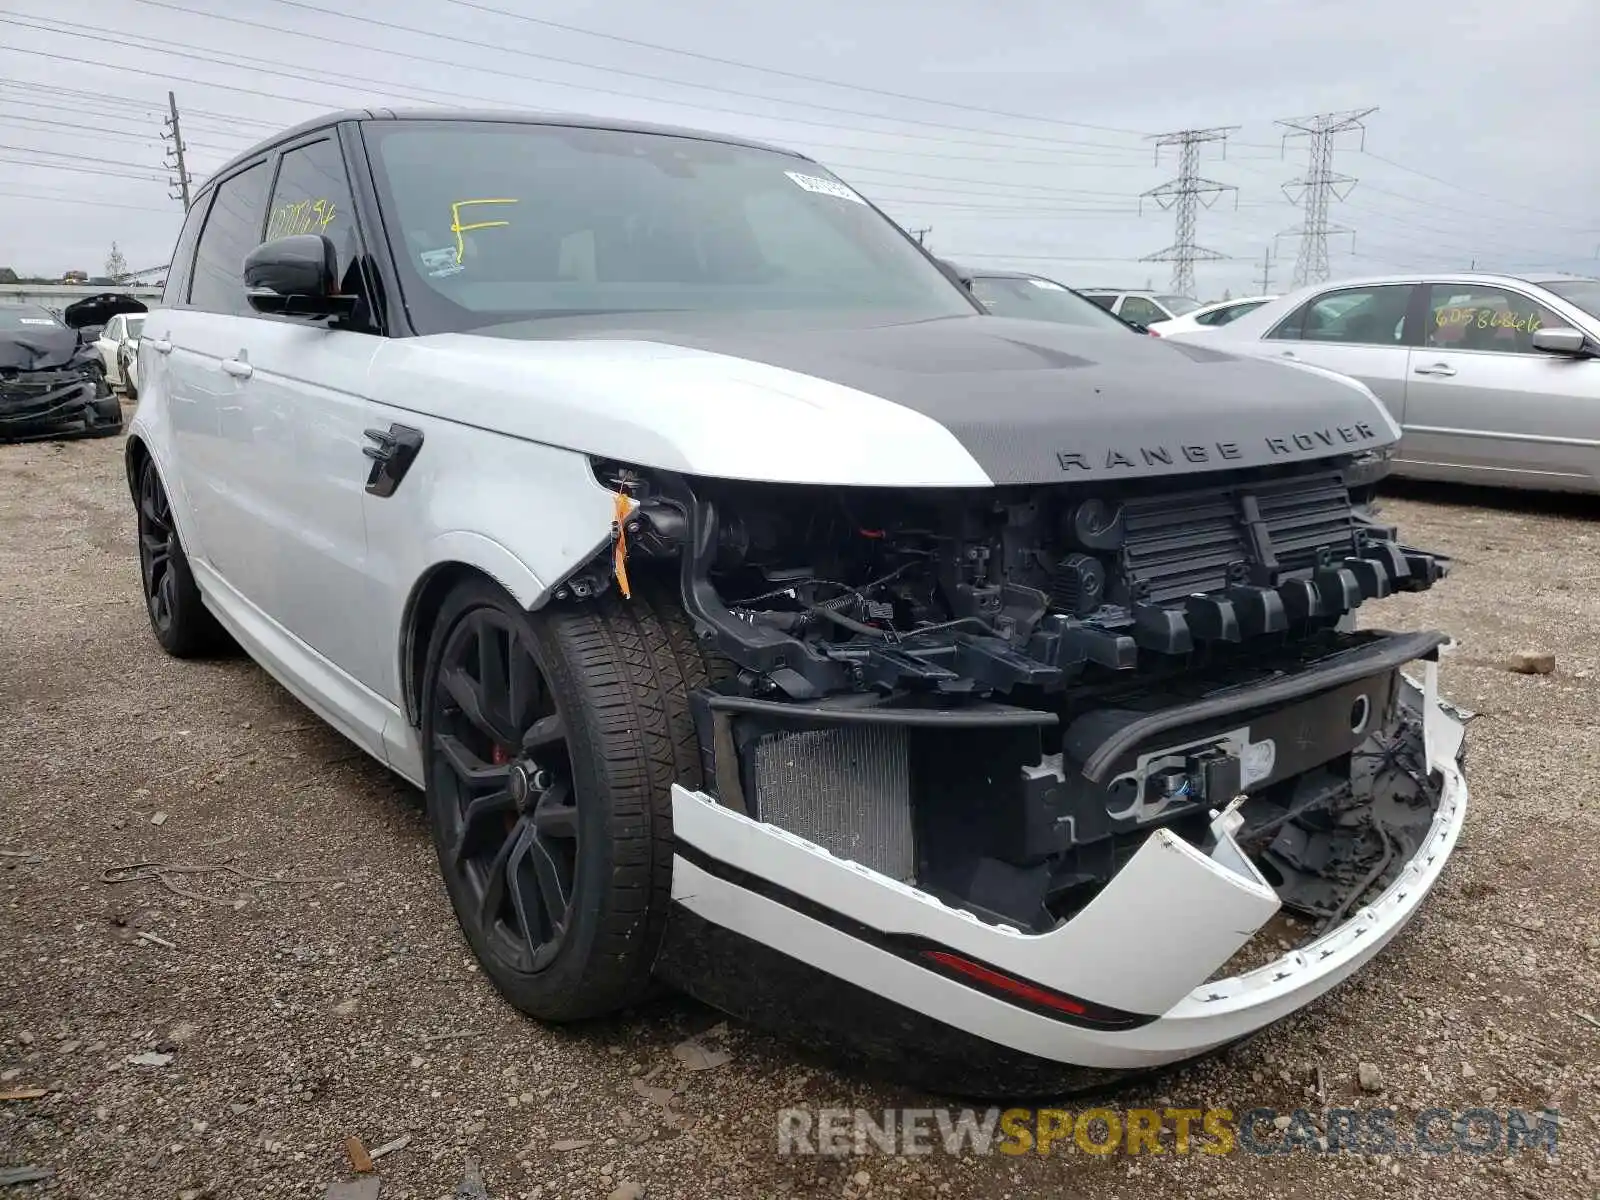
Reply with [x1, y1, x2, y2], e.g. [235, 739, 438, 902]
[577, 454, 1455, 943]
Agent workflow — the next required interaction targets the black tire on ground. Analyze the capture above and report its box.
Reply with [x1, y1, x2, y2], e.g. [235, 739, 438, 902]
[421, 572, 724, 1022]
[120, 352, 138, 400]
[135, 455, 230, 657]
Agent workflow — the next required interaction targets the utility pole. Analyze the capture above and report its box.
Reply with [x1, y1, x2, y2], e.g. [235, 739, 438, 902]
[1258, 247, 1274, 295]
[162, 90, 191, 211]
[1275, 107, 1376, 287]
[1138, 126, 1239, 297]
[907, 226, 932, 247]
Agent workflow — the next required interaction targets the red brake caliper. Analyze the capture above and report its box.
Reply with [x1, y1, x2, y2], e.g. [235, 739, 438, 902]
[491, 743, 516, 832]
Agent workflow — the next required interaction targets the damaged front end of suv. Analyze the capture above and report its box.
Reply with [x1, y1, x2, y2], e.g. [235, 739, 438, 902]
[584, 420, 1467, 1097]
[0, 296, 139, 443]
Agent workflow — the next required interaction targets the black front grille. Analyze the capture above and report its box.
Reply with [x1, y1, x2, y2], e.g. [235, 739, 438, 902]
[1120, 469, 1355, 605]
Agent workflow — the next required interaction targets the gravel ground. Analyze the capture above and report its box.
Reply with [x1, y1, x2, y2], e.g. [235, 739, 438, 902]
[1, 430, 1596, 1200]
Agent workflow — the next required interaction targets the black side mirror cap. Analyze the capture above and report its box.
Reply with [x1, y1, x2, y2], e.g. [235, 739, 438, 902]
[244, 234, 355, 318]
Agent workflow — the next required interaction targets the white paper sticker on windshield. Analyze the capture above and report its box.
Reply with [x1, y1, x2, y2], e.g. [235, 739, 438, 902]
[419, 246, 464, 278]
[1028, 278, 1066, 291]
[785, 171, 866, 205]
[18, 317, 57, 325]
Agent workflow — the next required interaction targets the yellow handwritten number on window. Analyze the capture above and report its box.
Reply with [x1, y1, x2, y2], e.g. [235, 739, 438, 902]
[267, 197, 338, 241]
[451, 198, 519, 264]
[1433, 305, 1544, 336]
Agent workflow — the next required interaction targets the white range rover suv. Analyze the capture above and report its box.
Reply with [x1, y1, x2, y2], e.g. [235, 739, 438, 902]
[127, 108, 1469, 1097]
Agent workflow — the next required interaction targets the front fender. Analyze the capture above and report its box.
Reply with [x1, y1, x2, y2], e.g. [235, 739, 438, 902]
[364, 411, 622, 717]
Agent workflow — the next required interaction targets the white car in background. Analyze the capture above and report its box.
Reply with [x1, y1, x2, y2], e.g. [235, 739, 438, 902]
[86, 305, 148, 396]
[1146, 294, 1277, 338]
[1076, 289, 1201, 328]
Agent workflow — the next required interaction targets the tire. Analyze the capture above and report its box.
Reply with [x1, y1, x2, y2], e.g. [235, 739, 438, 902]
[421, 573, 722, 1021]
[135, 456, 230, 657]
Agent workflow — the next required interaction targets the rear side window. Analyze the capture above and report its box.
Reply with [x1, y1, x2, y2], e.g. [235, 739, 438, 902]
[1267, 285, 1414, 344]
[1196, 300, 1265, 326]
[1080, 293, 1116, 310]
[162, 191, 212, 307]
[1118, 295, 1165, 325]
[189, 162, 272, 315]
[266, 138, 361, 291]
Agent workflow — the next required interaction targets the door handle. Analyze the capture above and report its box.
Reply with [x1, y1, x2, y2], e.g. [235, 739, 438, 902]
[1413, 362, 1456, 377]
[362, 424, 425, 497]
[1279, 350, 1297, 359]
[221, 357, 253, 379]
[148, 337, 172, 354]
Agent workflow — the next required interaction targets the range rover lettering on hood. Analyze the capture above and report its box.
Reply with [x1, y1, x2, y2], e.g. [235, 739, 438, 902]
[490, 310, 1400, 485]
[1056, 421, 1383, 473]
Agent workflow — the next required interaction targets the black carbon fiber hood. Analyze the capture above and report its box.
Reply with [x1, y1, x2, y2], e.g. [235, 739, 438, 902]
[480, 310, 1398, 484]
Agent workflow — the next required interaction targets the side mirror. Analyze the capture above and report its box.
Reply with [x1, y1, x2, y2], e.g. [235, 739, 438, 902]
[244, 234, 355, 319]
[1530, 326, 1592, 357]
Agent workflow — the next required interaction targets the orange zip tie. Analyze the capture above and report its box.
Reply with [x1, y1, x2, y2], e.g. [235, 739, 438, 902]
[612, 490, 633, 600]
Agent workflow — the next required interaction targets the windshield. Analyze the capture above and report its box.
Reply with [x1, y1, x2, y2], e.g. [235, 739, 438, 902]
[364, 121, 977, 333]
[967, 275, 1130, 330]
[1155, 294, 1201, 316]
[0, 307, 63, 333]
[1542, 278, 1600, 321]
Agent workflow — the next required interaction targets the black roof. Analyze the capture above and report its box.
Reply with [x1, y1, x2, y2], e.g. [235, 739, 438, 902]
[199, 107, 812, 192]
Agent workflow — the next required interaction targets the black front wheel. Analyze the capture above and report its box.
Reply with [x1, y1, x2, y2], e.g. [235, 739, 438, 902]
[421, 576, 719, 1021]
[135, 457, 229, 657]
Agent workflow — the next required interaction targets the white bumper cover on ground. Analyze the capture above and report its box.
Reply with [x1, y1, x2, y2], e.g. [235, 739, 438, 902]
[669, 665, 1468, 1070]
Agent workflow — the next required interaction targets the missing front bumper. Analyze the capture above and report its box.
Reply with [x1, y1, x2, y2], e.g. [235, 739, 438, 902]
[658, 662, 1467, 1080]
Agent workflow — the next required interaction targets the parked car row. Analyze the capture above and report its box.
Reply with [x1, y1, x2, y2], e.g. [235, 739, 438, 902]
[1162, 273, 1600, 495]
[0, 293, 145, 443]
[948, 258, 1598, 496]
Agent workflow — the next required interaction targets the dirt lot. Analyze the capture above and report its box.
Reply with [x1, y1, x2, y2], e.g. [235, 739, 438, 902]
[1, 429, 1597, 1200]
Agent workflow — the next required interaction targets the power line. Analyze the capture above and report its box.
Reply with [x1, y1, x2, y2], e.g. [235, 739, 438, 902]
[0, 141, 167, 173]
[119, 0, 1159, 158]
[0, 187, 180, 214]
[1138, 126, 1239, 296]
[0, 155, 166, 182]
[439, 0, 1149, 138]
[1359, 149, 1597, 228]
[1275, 107, 1376, 288]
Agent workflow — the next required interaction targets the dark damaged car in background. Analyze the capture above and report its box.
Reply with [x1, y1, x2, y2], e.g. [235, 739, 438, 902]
[0, 294, 146, 443]
[126, 109, 1471, 1098]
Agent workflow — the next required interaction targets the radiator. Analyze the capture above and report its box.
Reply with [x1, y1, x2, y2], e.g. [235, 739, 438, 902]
[749, 724, 915, 881]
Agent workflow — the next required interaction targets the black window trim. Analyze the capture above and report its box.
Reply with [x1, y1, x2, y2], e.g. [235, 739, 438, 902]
[259, 127, 387, 336]
[1263, 282, 1423, 347]
[183, 156, 276, 313]
[163, 186, 215, 310]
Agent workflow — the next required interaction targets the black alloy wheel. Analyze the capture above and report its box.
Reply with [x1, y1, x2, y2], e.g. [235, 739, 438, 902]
[429, 607, 579, 975]
[137, 460, 179, 638]
[133, 457, 228, 657]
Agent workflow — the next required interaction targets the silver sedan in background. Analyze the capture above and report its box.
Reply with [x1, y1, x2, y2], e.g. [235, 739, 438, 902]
[1167, 272, 1600, 494]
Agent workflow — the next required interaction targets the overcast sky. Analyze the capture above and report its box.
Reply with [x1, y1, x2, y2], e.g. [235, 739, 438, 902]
[1, 0, 1595, 297]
